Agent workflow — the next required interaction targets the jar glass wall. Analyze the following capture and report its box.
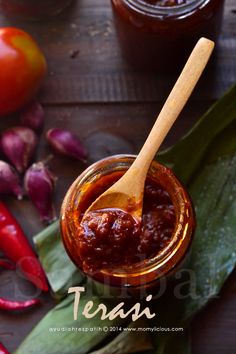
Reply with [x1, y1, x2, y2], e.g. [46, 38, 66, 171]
[61, 155, 195, 293]
[0, 0, 74, 21]
[111, 0, 225, 70]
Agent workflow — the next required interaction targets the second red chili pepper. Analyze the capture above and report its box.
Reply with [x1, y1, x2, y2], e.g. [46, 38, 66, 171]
[0, 297, 40, 311]
[0, 202, 48, 291]
[0, 343, 10, 354]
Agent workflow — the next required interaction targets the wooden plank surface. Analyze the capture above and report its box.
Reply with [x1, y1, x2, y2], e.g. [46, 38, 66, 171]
[1, 0, 235, 103]
[0, 0, 236, 353]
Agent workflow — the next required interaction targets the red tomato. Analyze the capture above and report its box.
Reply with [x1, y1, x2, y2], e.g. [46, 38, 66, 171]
[0, 27, 47, 116]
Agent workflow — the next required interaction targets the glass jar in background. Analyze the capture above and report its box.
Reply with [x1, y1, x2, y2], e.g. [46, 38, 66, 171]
[0, 0, 74, 21]
[61, 155, 195, 297]
[111, 0, 225, 70]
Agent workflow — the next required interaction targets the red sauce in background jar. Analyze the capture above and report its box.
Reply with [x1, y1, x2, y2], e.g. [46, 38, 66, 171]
[111, 0, 225, 70]
[146, 0, 187, 5]
[0, 0, 73, 21]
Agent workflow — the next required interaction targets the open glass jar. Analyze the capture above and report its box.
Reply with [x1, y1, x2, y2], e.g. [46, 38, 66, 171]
[61, 155, 195, 294]
[111, 0, 225, 70]
[0, 0, 73, 21]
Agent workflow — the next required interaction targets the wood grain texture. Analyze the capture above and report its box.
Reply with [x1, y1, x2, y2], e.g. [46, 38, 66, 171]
[0, 0, 236, 353]
[0, 0, 235, 103]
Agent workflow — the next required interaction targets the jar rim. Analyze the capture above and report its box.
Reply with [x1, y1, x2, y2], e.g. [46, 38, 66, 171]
[61, 154, 195, 288]
[124, 0, 209, 17]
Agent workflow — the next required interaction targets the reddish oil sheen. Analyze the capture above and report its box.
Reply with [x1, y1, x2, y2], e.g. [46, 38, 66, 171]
[77, 176, 176, 274]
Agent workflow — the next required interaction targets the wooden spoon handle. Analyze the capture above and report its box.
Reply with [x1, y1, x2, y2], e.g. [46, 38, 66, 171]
[133, 37, 215, 174]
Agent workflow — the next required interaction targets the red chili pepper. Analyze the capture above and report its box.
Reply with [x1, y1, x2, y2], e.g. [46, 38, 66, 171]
[0, 297, 40, 311]
[0, 259, 15, 270]
[0, 202, 48, 291]
[0, 342, 10, 354]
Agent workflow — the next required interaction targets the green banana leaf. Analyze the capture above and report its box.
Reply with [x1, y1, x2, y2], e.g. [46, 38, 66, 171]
[184, 150, 236, 318]
[90, 320, 154, 354]
[16, 84, 236, 354]
[158, 84, 236, 184]
[15, 287, 127, 354]
[34, 221, 85, 298]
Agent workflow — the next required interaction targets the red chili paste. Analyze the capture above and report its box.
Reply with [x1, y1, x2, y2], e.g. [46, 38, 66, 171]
[77, 176, 176, 274]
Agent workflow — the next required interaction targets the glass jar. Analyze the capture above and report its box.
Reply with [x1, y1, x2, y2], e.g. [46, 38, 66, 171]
[111, 0, 225, 70]
[61, 155, 195, 295]
[0, 0, 73, 21]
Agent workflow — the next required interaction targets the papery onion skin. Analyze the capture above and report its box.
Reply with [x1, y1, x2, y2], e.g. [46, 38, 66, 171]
[20, 100, 45, 134]
[46, 128, 87, 162]
[24, 162, 57, 224]
[0, 160, 23, 200]
[1, 127, 38, 173]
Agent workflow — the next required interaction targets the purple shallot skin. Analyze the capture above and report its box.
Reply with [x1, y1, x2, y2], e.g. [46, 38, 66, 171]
[24, 161, 57, 224]
[20, 100, 45, 134]
[0, 139, 4, 157]
[46, 128, 87, 162]
[1, 127, 38, 173]
[0, 160, 23, 200]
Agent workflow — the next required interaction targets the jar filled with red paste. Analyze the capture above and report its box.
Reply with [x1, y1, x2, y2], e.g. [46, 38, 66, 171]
[0, 0, 73, 21]
[61, 155, 195, 291]
[111, 0, 225, 69]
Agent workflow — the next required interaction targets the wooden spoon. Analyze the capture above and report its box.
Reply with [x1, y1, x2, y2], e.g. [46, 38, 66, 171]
[86, 38, 215, 220]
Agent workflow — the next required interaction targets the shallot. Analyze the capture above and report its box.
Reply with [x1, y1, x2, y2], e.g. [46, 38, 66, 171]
[46, 128, 87, 162]
[24, 161, 57, 224]
[1, 127, 38, 173]
[0, 139, 3, 157]
[20, 100, 44, 134]
[0, 161, 23, 200]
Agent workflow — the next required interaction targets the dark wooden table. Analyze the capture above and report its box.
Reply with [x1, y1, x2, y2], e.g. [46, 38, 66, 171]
[0, 1, 236, 353]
